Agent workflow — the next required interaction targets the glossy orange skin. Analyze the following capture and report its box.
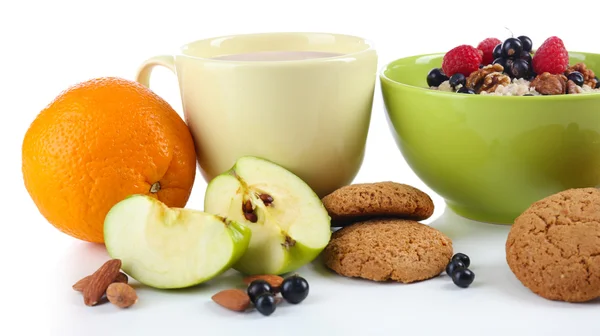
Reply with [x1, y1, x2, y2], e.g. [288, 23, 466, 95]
[22, 77, 197, 243]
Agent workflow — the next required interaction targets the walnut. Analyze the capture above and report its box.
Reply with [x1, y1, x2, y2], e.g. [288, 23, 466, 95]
[480, 72, 511, 93]
[466, 64, 505, 91]
[565, 63, 597, 88]
[567, 80, 583, 94]
[530, 72, 568, 95]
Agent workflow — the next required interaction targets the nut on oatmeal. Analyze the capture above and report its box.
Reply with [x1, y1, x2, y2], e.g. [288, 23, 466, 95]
[466, 64, 505, 93]
[480, 73, 511, 93]
[530, 72, 568, 95]
[565, 63, 597, 88]
[567, 80, 583, 94]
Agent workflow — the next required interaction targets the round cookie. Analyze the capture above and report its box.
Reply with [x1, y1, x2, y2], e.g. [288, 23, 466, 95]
[506, 188, 600, 302]
[321, 182, 435, 227]
[322, 218, 453, 283]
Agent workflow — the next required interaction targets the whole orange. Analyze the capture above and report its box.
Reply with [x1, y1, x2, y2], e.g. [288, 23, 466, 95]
[22, 77, 197, 243]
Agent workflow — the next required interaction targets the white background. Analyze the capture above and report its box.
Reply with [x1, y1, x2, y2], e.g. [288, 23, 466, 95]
[2, 0, 600, 335]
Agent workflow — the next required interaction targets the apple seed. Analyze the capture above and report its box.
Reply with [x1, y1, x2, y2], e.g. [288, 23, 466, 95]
[244, 212, 258, 223]
[259, 193, 274, 206]
[243, 200, 253, 213]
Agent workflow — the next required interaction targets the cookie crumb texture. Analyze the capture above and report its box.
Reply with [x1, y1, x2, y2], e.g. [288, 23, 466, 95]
[323, 219, 453, 283]
[321, 182, 434, 226]
[506, 188, 600, 302]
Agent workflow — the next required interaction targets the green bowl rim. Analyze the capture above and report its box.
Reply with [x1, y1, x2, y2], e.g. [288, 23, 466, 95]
[379, 51, 600, 101]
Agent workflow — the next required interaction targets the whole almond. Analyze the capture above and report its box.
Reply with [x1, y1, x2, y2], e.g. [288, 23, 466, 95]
[73, 272, 128, 292]
[243, 274, 284, 290]
[83, 259, 122, 306]
[106, 283, 138, 308]
[211, 289, 251, 312]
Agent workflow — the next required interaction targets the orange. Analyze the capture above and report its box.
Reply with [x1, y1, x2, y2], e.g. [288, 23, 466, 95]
[22, 77, 197, 243]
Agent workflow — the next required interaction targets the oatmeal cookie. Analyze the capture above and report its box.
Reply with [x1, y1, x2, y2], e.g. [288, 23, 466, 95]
[321, 182, 434, 227]
[506, 188, 600, 302]
[323, 219, 453, 283]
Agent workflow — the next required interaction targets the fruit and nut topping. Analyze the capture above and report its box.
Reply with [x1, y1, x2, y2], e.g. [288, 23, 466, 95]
[428, 35, 600, 95]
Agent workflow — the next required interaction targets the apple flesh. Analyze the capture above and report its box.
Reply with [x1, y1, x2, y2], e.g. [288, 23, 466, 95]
[103, 195, 251, 289]
[204, 156, 332, 275]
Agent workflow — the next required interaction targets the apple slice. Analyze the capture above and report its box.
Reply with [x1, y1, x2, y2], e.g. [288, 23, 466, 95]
[103, 195, 251, 289]
[204, 156, 332, 275]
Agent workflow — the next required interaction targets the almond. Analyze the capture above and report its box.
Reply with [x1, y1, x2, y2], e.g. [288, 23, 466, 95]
[211, 289, 251, 312]
[242, 274, 284, 291]
[83, 259, 122, 306]
[106, 283, 138, 308]
[73, 272, 128, 292]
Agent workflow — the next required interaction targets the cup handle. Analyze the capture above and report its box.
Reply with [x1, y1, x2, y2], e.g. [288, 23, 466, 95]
[135, 55, 176, 88]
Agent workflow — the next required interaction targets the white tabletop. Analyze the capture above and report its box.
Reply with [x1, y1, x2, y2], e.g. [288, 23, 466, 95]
[4, 1, 600, 335]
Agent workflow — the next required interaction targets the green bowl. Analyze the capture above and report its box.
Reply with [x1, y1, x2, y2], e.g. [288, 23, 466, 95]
[380, 51, 600, 224]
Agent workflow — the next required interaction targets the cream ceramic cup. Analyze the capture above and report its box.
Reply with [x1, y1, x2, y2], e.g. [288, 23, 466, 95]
[135, 32, 377, 197]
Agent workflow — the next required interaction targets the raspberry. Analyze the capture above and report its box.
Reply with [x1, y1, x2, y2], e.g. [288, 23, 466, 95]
[532, 36, 569, 75]
[477, 38, 502, 65]
[442, 45, 483, 77]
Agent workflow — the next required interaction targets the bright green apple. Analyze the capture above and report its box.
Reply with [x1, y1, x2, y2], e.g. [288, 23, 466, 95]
[204, 156, 332, 275]
[103, 195, 251, 289]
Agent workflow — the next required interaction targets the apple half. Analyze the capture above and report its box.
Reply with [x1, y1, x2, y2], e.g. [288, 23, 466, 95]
[103, 195, 251, 289]
[204, 156, 332, 275]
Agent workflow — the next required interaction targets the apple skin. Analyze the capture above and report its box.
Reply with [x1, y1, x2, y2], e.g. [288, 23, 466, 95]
[204, 156, 332, 276]
[104, 194, 252, 289]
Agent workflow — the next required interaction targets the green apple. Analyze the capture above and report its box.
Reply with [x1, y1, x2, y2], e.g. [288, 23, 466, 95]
[103, 195, 251, 289]
[204, 156, 331, 275]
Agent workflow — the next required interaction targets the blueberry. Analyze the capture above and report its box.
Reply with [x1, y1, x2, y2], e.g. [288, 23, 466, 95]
[567, 71, 584, 86]
[451, 253, 471, 268]
[457, 86, 475, 94]
[452, 269, 475, 288]
[517, 35, 533, 52]
[596, 77, 600, 89]
[492, 57, 507, 69]
[247, 280, 273, 303]
[449, 73, 466, 88]
[254, 293, 276, 316]
[281, 275, 309, 304]
[492, 44, 502, 60]
[501, 38, 523, 59]
[446, 259, 466, 275]
[427, 68, 449, 87]
[519, 50, 532, 63]
[508, 59, 530, 79]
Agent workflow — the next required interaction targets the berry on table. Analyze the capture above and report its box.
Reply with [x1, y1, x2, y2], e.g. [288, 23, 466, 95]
[501, 37, 523, 59]
[446, 259, 466, 275]
[452, 269, 475, 288]
[247, 280, 273, 303]
[254, 293, 276, 316]
[508, 59, 530, 79]
[567, 71, 584, 86]
[281, 275, 309, 304]
[427, 68, 449, 87]
[493, 44, 502, 60]
[477, 38, 502, 65]
[449, 73, 466, 88]
[451, 253, 471, 268]
[442, 45, 483, 77]
[457, 86, 475, 94]
[517, 35, 533, 52]
[532, 36, 569, 75]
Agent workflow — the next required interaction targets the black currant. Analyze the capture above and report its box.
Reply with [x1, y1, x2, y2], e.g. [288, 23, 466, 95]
[567, 72, 584, 86]
[254, 293, 276, 316]
[523, 93, 534, 96]
[596, 77, 600, 89]
[457, 86, 475, 94]
[519, 50, 532, 63]
[452, 269, 475, 288]
[501, 38, 523, 59]
[427, 68, 448, 87]
[451, 253, 471, 268]
[281, 275, 309, 304]
[492, 44, 502, 60]
[449, 73, 466, 88]
[508, 59, 530, 79]
[492, 57, 507, 69]
[247, 280, 273, 303]
[528, 71, 538, 80]
[517, 35, 533, 52]
[446, 259, 466, 275]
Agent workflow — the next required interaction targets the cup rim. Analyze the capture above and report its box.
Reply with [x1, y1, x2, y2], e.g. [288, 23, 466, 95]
[176, 32, 376, 64]
[379, 51, 600, 101]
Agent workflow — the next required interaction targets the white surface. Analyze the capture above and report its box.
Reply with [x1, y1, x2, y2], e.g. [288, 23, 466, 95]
[2, 0, 600, 335]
